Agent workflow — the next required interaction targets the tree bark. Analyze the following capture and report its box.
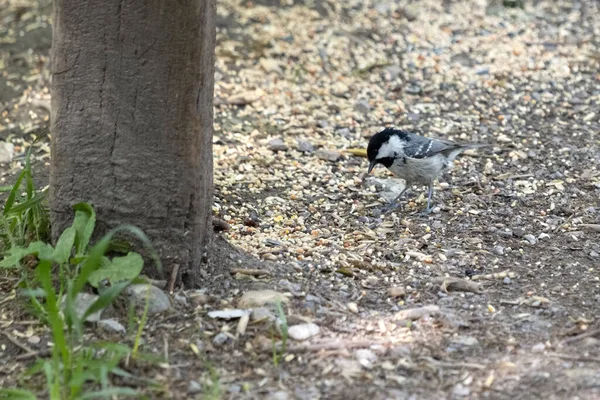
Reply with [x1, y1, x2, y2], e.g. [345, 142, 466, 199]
[50, 0, 216, 286]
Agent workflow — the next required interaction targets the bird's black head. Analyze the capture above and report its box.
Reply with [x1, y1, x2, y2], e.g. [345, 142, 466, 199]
[367, 127, 410, 173]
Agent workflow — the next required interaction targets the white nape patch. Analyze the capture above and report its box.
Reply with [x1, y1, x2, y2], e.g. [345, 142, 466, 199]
[376, 135, 405, 159]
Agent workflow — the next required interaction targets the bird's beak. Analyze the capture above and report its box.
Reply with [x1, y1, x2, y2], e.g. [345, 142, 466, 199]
[368, 160, 377, 174]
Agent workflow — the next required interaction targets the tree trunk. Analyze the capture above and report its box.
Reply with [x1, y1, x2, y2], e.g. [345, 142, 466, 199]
[50, 0, 216, 286]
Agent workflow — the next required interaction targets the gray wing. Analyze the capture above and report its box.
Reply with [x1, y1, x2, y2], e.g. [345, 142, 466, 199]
[403, 133, 460, 159]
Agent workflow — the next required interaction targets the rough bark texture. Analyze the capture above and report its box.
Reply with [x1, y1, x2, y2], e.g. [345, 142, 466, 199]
[50, 0, 216, 286]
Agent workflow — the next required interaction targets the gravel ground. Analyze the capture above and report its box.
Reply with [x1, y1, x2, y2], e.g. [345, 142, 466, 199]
[1, 0, 600, 399]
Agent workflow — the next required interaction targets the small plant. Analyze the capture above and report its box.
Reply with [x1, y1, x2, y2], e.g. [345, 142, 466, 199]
[0, 145, 50, 254]
[271, 301, 288, 367]
[0, 199, 161, 399]
[202, 359, 222, 400]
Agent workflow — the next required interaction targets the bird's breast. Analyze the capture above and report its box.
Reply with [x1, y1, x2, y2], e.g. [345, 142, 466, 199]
[387, 155, 451, 184]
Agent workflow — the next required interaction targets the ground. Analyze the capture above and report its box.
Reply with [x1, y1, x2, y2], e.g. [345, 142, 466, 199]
[1, 0, 600, 399]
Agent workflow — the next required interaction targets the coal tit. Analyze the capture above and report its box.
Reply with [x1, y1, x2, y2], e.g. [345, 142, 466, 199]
[367, 127, 485, 214]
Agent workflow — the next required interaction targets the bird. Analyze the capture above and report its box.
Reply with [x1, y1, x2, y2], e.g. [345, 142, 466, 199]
[366, 127, 486, 214]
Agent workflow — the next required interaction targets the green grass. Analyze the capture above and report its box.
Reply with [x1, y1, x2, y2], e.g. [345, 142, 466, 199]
[271, 301, 288, 367]
[0, 151, 162, 399]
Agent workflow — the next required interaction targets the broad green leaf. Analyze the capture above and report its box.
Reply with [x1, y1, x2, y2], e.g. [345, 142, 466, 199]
[0, 241, 54, 268]
[87, 252, 144, 288]
[83, 280, 130, 321]
[53, 226, 76, 265]
[72, 202, 96, 255]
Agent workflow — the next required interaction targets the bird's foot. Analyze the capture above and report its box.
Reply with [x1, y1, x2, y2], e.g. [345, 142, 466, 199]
[380, 201, 401, 214]
[419, 205, 434, 217]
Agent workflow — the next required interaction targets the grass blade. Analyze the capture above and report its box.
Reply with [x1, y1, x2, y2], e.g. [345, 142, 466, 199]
[36, 260, 69, 367]
[9, 191, 47, 214]
[82, 280, 129, 321]
[3, 169, 27, 216]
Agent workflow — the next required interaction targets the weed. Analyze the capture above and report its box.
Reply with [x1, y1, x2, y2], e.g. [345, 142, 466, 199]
[271, 301, 288, 367]
[0, 196, 161, 398]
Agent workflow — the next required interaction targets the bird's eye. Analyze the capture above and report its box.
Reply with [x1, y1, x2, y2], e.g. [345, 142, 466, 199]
[393, 152, 399, 158]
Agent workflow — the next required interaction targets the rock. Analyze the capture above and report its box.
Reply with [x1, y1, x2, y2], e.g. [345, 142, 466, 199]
[225, 89, 265, 105]
[98, 319, 126, 334]
[531, 342, 546, 353]
[512, 227, 526, 237]
[315, 150, 341, 162]
[493, 245, 505, 255]
[336, 128, 352, 138]
[524, 234, 537, 244]
[385, 64, 402, 80]
[331, 81, 349, 97]
[238, 290, 289, 309]
[400, 5, 418, 21]
[61, 292, 103, 322]
[227, 385, 242, 394]
[390, 345, 411, 357]
[208, 309, 250, 319]
[190, 291, 210, 306]
[125, 284, 172, 314]
[347, 302, 359, 313]
[188, 380, 202, 394]
[297, 140, 314, 153]
[354, 99, 371, 115]
[405, 84, 422, 95]
[355, 349, 377, 369]
[28, 335, 40, 344]
[503, 277, 512, 285]
[268, 138, 288, 152]
[260, 58, 282, 74]
[288, 323, 320, 341]
[174, 293, 188, 306]
[250, 307, 275, 322]
[213, 332, 231, 346]
[0, 142, 15, 164]
[452, 384, 470, 397]
[451, 336, 479, 347]
[272, 391, 290, 400]
[388, 287, 406, 298]
[365, 177, 406, 202]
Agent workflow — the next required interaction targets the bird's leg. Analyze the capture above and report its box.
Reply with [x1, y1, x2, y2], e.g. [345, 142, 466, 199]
[382, 186, 409, 213]
[421, 182, 434, 215]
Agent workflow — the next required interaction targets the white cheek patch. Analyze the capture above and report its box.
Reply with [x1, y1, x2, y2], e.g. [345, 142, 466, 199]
[377, 135, 405, 159]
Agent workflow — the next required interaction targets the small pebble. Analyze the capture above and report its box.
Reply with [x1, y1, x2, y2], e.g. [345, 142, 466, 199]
[98, 319, 126, 335]
[354, 99, 371, 114]
[188, 380, 202, 394]
[531, 342, 546, 353]
[212, 332, 231, 346]
[315, 149, 341, 162]
[268, 138, 288, 152]
[347, 302, 359, 313]
[288, 323, 320, 341]
[503, 277, 512, 285]
[388, 287, 406, 298]
[524, 234, 537, 245]
[297, 140, 314, 153]
[174, 293, 188, 306]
